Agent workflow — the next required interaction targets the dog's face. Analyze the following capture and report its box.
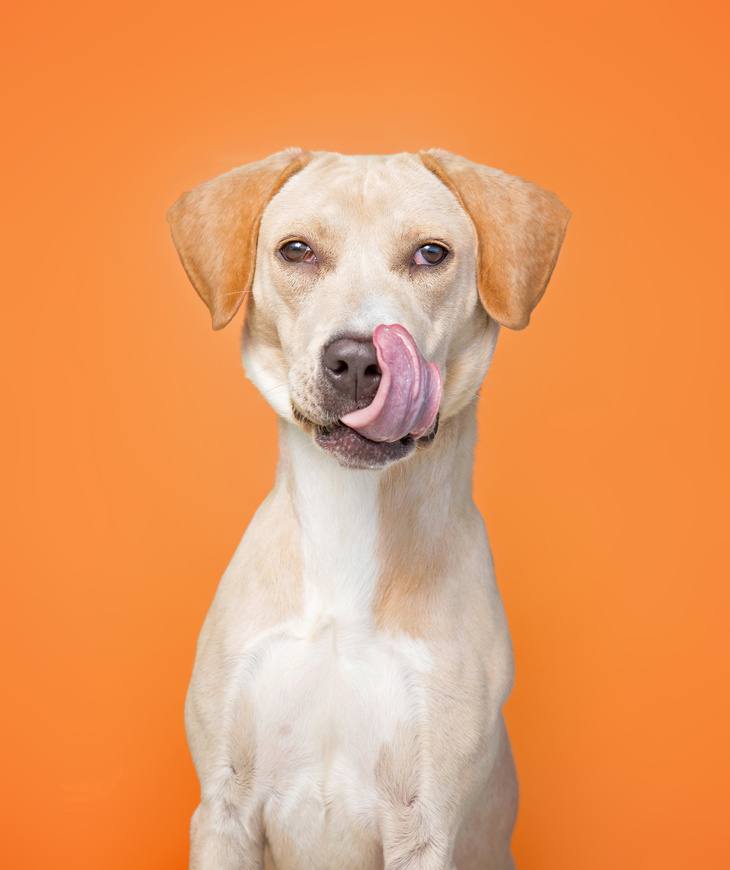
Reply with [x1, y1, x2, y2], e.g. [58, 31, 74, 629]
[168, 150, 569, 469]
[245, 153, 495, 468]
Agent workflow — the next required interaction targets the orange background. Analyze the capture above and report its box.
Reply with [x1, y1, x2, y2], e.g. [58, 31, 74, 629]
[2, 1, 728, 867]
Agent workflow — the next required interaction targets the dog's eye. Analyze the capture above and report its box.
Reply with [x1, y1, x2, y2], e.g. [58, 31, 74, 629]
[412, 244, 448, 266]
[280, 241, 316, 263]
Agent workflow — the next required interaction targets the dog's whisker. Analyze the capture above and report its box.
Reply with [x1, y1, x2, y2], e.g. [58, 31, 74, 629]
[256, 381, 290, 399]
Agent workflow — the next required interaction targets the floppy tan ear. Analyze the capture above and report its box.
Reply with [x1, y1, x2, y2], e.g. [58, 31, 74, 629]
[167, 148, 311, 330]
[420, 149, 570, 330]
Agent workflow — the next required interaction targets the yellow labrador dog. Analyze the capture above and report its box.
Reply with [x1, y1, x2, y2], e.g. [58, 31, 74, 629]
[168, 149, 569, 870]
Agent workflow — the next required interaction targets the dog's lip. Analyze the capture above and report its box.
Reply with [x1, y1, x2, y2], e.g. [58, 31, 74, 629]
[329, 420, 414, 446]
[291, 402, 369, 432]
[299, 412, 407, 447]
[314, 421, 416, 470]
[291, 404, 339, 431]
[292, 402, 439, 446]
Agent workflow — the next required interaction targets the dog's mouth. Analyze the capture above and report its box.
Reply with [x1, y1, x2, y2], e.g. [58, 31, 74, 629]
[316, 422, 417, 469]
[292, 406, 439, 470]
[292, 324, 442, 470]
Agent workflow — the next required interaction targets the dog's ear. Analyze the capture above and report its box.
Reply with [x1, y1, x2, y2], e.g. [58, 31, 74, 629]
[167, 149, 311, 330]
[419, 149, 570, 330]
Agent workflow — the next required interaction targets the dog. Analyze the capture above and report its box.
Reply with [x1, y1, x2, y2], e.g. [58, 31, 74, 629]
[168, 149, 569, 870]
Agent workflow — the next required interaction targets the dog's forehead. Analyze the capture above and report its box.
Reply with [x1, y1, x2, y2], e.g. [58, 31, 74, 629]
[261, 152, 470, 237]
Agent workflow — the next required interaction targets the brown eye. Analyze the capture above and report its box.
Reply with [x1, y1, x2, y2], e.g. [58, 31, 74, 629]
[280, 241, 316, 263]
[412, 243, 448, 266]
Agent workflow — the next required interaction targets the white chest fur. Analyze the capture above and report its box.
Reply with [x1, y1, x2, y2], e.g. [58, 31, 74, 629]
[287, 423, 382, 620]
[248, 620, 432, 868]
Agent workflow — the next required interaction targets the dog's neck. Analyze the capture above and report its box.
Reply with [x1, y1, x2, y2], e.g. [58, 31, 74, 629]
[275, 404, 479, 628]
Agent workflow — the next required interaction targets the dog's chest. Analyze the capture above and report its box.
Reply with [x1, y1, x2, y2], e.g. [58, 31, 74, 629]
[246, 611, 431, 867]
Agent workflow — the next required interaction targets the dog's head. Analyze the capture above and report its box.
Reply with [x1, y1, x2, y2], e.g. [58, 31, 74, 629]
[168, 150, 569, 469]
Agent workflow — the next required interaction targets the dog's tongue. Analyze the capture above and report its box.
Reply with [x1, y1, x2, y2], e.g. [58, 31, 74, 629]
[340, 324, 442, 443]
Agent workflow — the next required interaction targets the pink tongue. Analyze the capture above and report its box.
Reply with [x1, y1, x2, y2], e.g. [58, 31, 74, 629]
[340, 324, 442, 443]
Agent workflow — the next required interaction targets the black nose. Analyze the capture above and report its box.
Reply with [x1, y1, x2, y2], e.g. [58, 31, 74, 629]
[323, 336, 382, 402]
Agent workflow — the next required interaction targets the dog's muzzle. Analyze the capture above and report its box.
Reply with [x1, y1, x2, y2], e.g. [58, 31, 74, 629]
[300, 324, 442, 470]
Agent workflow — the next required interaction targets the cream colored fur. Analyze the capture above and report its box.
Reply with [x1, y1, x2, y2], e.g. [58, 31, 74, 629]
[168, 151, 569, 870]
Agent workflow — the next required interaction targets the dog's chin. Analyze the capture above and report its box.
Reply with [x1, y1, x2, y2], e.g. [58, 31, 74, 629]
[314, 423, 416, 470]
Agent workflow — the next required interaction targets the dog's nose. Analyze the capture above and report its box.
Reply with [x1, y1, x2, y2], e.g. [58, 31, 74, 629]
[323, 337, 381, 402]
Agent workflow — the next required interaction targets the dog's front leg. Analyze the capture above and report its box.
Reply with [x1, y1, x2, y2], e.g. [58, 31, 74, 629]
[189, 775, 264, 870]
[380, 809, 458, 870]
[379, 778, 459, 870]
[376, 720, 464, 870]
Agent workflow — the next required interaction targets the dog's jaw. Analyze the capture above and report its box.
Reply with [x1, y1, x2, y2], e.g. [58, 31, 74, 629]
[290, 406, 427, 470]
[314, 424, 417, 470]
